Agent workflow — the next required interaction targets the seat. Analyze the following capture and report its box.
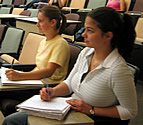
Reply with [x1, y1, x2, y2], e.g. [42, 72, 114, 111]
[0, 24, 7, 47]
[135, 17, 143, 43]
[132, 0, 143, 12]
[63, 13, 80, 36]
[0, 111, 4, 125]
[0, 0, 13, 7]
[62, 0, 86, 13]
[0, 27, 25, 59]
[1, 32, 46, 71]
[67, 42, 84, 76]
[12, 7, 24, 15]
[127, 63, 140, 84]
[28, 8, 38, 17]
[126, 43, 143, 81]
[86, 0, 106, 9]
[0, 7, 12, 14]
[13, 0, 26, 7]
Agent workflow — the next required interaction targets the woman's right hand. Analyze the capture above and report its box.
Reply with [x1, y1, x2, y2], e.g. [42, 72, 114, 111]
[40, 87, 54, 101]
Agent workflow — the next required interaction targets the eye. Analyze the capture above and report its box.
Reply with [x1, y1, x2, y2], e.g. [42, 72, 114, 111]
[85, 28, 94, 33]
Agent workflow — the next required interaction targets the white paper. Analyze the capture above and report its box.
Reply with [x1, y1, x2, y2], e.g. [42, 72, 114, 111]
[17, 95, 72, 120]
[1, 67, 43, 86]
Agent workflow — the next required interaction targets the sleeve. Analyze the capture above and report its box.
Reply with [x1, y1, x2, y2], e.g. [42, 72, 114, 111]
[111, 65, 138, 120]
[49, 41, 70, 67]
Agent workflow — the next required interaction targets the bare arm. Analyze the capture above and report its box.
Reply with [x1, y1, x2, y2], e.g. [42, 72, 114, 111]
[58, 0, 67, 8]
[5, 62, 60, 80]
[120, 0, 126, 11]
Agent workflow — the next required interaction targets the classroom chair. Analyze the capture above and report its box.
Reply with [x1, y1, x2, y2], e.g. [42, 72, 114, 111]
[63, 13, 80, 36]
[1, 32, 46, 71]
[62, 0, 86, 13]
[0, 111, 4, 125]
[0, 27, 25, 60]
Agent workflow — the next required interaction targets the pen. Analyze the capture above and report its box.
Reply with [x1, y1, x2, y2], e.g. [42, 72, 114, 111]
[11, 59, 15, 69]
[44, 83, 50, 95]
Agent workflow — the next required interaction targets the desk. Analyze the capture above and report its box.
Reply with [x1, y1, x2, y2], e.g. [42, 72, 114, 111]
[0, 80, 42, 91]
[0, 14, 28, 24]
[16, 17, 82, 42]
[28, 110, 94, 125]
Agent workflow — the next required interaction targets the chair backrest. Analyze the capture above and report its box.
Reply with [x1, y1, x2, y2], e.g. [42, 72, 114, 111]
[1, 0, 13, 5]
[63, 13, 80, 35]
[127, 63, 140, 84]
[133, 0, 143, 12]
[69, 0, 86, 9]
[0, 27, 25, 55]
[13, 0, 26, 6]
[87, 0, 106, 9]
[12, 7, 24, 15]
[0, 111, 4, 125]
[0, 24, 7, 46]
[67, 42, 84, 76]
[0, 7, 12, 14]
[18, 32, 46, 64]
[19, 10, 31, 16]
[26, 0, 33, 4]
[135, 18, 143, 40]
[28, 8, 38, 17]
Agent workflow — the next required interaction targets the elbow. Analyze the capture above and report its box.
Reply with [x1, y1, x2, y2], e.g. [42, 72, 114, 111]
[117, 106, 138, 120]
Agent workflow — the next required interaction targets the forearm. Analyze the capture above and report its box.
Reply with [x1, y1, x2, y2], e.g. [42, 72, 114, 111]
[94, 106, 120, 118]
[17, 68, 53, 80]
[120, 0, 126, 11]
[53, 82, 70, 97]
[58, 0, 66, 7]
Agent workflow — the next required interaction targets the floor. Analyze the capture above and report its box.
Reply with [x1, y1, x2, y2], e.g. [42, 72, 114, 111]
[129, 80, 143, 125]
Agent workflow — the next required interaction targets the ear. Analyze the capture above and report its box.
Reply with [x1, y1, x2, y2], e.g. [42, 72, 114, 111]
[50, 19, 57, 27]
[105, 32, 113, 40]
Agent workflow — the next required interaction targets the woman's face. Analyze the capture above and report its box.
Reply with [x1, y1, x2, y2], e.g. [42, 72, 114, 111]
[37, 12, 52, 34]
[82, 16, 111, 49]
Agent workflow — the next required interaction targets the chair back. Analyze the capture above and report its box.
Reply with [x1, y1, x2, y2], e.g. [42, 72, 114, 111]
[69, 0, 86, 9]
[0, 27, 25, 55]
[12, 7, 24, 15]
[1, 0, 13, 5]
[67, 43, 84, 76]
[18, 32, 46, 64]
[135, 17, 143, 42]
[13, 0, 26, 6]
[133, 0, 143, 12]
[0, 24, 7, 46]
[87, 0, 106, 9]
[63, 13, 80, 35]
[0, 111, 4, 125]
[0, 7, 12, 14]
[127, 63, 140, 84]
[28, 8, 38, 17]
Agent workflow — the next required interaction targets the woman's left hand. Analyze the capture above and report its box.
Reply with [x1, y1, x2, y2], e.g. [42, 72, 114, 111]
[66, 99, 92, 114]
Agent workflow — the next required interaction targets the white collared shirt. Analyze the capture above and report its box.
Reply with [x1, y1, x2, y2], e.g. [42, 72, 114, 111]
[64, 47, 137, 120]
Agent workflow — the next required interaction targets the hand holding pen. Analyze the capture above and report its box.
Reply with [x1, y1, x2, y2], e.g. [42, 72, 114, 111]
[40, 84, 54, 101]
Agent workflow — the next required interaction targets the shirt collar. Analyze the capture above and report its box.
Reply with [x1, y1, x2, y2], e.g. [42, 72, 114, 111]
[85, 48, 120, 69]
